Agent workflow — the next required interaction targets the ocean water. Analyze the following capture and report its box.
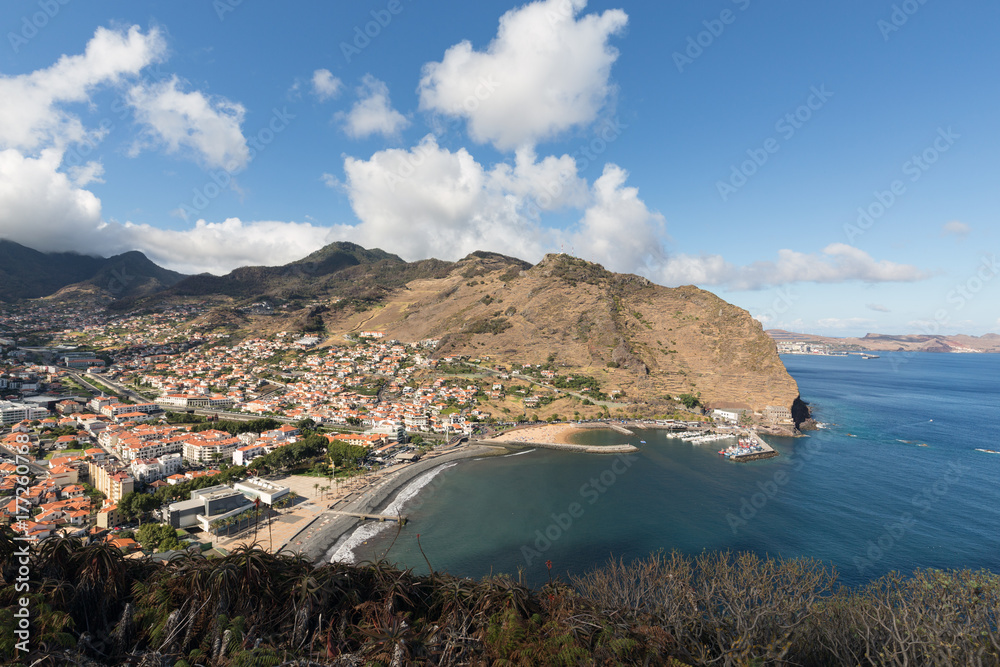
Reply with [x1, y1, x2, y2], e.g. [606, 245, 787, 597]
[350, 352, 1000, 588]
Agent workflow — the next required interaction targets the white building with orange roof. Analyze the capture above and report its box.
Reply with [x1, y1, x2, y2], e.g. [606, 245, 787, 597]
[233, 442, 267, 466]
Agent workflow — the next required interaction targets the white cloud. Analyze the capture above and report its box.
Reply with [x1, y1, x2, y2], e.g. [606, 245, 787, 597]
[66, 161, 106, 187]
[942, 220, 970, 238]
[311, 69, 342, 101]
[657, 244, 928, 290]
[342, 135, 545, 260]
[867, 303, 891, 313]
[0, 148, 103, 253]
[0, 25, 166, 152]
[126, 76, 250, 171]
[339, 75, 409, 139]
[104, 218, 344, 275]
[340, 135, 596, 262]
[572, 164, 666, 275]
[418, 0, 627, 150]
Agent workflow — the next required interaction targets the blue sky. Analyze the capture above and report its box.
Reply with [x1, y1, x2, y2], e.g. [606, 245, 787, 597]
[1, 0, 997, 336]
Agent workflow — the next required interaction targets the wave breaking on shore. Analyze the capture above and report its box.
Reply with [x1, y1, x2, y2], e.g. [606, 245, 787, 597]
[326, 462, 458, 564]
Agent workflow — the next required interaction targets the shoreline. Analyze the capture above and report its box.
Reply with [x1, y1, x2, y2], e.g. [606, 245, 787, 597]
[286, 422, 633, 561]
[286, 443, 507, 562]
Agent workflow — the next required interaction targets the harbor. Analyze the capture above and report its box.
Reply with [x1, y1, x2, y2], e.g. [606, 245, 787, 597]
[718, 431, 779, 461]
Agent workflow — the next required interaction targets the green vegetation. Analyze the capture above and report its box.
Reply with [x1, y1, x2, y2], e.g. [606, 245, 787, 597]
[677, 393, 701, 409]
[117, 491, 159, 525]
[164, 411, 208, 424]
[135, 523, 181, 552]
[466, 315, 513, 335]
[4, 535, 996, 666]
[189, 417, 281, 436]
[244, 435, 367, 476]
[45, 448, 83, 459]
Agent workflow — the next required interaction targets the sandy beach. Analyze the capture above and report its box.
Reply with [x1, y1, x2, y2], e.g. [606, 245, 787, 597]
[485, 422, 586, 445]
[270, 443, 507, 562]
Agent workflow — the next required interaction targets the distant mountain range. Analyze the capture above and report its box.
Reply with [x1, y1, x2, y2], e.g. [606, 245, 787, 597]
[767, 330, 1000, 353]
[0, 239, 185, 301]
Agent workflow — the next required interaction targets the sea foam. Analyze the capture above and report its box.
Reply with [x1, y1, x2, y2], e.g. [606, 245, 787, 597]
[328, 462, 458, 564]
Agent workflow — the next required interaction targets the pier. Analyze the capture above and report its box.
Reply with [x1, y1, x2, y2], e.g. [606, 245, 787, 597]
[327, 510, 408, 525]
[473, 440, 639, 454]
[729, 431, 779, 462]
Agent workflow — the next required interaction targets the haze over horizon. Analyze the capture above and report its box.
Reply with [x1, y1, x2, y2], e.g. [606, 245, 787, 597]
[1, 0, 997, 336]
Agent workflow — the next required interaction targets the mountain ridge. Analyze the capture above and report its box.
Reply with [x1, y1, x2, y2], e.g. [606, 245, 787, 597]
[2, 240, 803, 418]
[0, 239, 186, 302]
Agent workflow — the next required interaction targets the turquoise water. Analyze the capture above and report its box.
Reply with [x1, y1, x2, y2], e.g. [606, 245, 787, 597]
[354, 352, 1000, 588]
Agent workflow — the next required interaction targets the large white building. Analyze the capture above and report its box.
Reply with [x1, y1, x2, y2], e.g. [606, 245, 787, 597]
[182, 435, 241, 464]
[158, 394, 234, 409]
[130, 453, 183, 482]
[0, 400, 49, 425]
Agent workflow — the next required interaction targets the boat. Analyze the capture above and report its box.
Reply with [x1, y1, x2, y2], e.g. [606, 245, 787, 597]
[975, 448, 1000, 455]
[861, 354, 880, 359]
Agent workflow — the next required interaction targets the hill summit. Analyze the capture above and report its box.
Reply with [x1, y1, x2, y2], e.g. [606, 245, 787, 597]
[313, 250, 802, 417]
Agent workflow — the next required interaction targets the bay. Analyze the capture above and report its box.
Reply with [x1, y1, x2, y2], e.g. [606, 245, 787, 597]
[350, 352, 1000, 588]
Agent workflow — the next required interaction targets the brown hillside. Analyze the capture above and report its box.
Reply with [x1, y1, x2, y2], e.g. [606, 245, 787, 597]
[323, 253, 800, 414]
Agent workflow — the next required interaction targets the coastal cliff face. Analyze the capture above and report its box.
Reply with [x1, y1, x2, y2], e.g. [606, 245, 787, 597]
[323, 252, 801, 416]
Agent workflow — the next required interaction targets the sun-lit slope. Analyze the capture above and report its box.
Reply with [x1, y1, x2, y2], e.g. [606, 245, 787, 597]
[324, 252, 800, 414]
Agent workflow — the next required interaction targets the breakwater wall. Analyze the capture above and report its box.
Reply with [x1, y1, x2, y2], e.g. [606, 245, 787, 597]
[473, 440, 638, 454]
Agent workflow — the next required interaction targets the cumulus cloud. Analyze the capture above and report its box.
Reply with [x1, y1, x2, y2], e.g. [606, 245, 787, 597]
[0, 148, 103, 253]
[942, 220, 970, 238]
[126, 76, 250, 170]
[418, 0, 627, 150]
[311, 69, 342, 101]
[867, 303, 891, 313]
[0, 25, 166, 153]
[341, 135, 549, 260]
[339, 75, 409, 139]
[572, 164, 666, 275]
[103, 218, 345, 275]
[657, 244, 929, 290]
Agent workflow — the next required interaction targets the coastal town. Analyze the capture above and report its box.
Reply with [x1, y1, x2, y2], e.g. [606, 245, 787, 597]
[1, 299, 790, 562]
